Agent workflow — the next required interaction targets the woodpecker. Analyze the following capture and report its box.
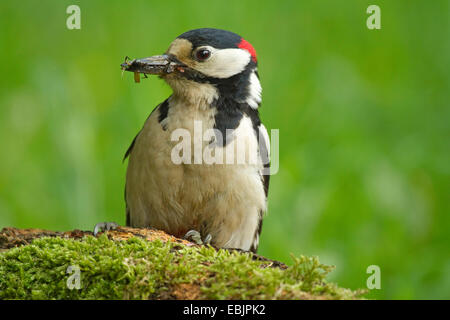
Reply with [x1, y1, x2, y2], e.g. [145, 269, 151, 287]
[118, 28, 270, 253]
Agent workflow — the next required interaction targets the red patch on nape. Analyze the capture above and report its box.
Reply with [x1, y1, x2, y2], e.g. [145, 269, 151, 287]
[238, 38, 257, 63]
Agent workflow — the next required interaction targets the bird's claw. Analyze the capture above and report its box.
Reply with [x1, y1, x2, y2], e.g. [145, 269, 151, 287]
[93, 222, 118, 236]
[184, 230, 202, 244]
[203, 233, 212, 245]
[184, 230, 212, 245]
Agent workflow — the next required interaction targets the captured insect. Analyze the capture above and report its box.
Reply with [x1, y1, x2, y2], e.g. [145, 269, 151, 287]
[121, 56, 147, 83]
[120, 55, 182, 83]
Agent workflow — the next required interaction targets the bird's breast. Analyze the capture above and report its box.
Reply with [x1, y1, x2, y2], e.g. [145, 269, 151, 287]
[125, 97, 265, 237]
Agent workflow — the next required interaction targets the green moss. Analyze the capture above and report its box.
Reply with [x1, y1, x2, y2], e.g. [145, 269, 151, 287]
[0, 235, 363, 299]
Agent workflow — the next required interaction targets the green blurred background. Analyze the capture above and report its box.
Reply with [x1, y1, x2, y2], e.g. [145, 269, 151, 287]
[0, 0, 448, 299]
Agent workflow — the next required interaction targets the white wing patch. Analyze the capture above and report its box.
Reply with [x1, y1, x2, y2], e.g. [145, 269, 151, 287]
[247, 70, 262, 109]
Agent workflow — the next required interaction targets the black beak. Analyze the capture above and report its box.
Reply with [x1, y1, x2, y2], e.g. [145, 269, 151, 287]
[120, 54, 180, 76]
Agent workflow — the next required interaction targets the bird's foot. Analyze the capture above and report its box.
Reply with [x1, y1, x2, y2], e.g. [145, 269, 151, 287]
[183, 230, 212, 245]
[93, 222, 119, 236]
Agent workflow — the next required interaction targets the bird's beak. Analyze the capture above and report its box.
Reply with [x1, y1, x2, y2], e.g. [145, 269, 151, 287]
[120, 54, 181, 76]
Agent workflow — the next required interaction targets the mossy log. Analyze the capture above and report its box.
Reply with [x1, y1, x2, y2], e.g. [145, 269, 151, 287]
[0, 227, 364, 300]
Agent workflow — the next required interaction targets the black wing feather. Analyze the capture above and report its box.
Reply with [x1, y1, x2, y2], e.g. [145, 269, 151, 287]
[123, 99, 170, 226]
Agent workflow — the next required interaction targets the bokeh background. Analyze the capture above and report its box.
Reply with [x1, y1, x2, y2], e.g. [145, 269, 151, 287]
[0, 0, 448, 299]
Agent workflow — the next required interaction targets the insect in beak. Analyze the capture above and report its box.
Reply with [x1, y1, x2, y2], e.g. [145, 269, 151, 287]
[120, 55, 185, 83]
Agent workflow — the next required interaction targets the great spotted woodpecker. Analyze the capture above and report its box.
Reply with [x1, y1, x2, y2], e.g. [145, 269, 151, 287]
[99, 28, 270, 253]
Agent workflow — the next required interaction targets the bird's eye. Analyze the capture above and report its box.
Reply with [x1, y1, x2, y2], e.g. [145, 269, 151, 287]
[195, 49, 211, 61]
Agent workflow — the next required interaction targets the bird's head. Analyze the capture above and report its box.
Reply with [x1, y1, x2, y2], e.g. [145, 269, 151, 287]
[122, 28, 261, 108]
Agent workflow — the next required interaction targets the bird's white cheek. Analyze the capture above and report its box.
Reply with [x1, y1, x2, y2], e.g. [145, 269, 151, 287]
[196, 48, 251, 79]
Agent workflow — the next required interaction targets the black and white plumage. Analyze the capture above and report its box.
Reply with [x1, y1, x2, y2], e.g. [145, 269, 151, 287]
[123, 28, 270, 253]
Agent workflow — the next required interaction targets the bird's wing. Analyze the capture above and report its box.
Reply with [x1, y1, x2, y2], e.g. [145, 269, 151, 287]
[123, 133, 139, 161]
[258, 123, 270, 197]
[249, 123, 270, 253]
[123, 100, 168, 226]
